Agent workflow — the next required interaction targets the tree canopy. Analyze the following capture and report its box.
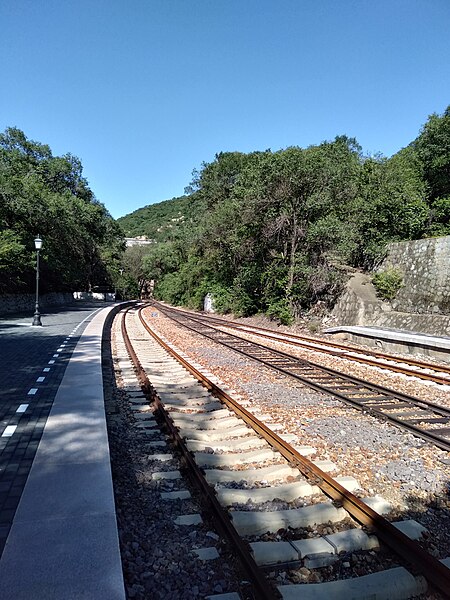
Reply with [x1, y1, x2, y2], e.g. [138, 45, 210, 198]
[127, 105, 449, 323]
[5, 104, 448, 320]
[117, 195, 193, 241]
[0, 127, 124, 295]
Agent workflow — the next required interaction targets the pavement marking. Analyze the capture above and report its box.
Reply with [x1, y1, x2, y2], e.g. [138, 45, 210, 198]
[2, 425, 17, 437]
[53, 354, 59, 358]
[43, 367, 50, 372]
[16, 404, 29, 413]
[36, 377, 45, 383]
[28, 388, 38, 395]
[48, 360, 55, 364]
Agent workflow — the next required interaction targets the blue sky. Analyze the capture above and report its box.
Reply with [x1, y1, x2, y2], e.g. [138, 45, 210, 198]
[1, 1, 449, 219]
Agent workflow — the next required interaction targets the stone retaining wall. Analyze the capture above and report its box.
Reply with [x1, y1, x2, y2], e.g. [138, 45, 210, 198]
[381, 236, 450, 315]
[0, 292, 74, 316]
[332, 236, 450, 336]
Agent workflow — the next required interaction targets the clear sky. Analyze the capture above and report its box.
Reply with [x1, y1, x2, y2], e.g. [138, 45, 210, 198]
[1, 1, 449, 219]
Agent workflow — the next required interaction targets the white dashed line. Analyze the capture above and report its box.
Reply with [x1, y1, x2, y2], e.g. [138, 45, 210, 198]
[2, 425, 17, 437]
[4, 311, 102, 440]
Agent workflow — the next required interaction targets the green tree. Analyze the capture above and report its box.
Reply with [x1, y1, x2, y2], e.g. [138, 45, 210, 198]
[414, 106, 450, 202]
[0, 127, 124, 294]
[351, 148, 428, 267]
[413, 106, 450, 235]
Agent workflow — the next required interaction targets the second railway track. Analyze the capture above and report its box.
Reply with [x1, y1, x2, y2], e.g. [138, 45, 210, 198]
[149, 303, 450, 453]
[151, 302, 450, 386]
[117, 304, 450, 599]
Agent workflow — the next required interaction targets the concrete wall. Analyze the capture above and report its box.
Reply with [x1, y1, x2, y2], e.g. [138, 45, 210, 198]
[0, 292, 74, 316]
[332, 236, 450, 336]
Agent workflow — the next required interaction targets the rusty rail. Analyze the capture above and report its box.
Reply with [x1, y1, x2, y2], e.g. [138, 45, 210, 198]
[138, 305, 450, 598]
[152, 301, 450, 385]
[151, 303, 450, 453]
[120, 307, 279, 600]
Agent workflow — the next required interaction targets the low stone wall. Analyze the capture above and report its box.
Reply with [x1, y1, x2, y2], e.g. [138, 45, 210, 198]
[332, 235, 450, 336]
[74, 291, 116, 301]
[333, 282, 450, 336]
[0, 292, 74, 316]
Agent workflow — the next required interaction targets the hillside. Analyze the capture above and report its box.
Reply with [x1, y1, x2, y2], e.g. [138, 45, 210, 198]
[117, 195, 194, 241]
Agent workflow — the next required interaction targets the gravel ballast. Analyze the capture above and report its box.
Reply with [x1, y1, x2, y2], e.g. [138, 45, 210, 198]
[142, 308, 450, 564]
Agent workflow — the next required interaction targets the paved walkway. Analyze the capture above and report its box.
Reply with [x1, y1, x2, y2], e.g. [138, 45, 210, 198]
[0, 302, 125, 599]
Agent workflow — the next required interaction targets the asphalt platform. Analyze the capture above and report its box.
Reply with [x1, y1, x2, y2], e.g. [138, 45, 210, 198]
[0, 301, 125, 599]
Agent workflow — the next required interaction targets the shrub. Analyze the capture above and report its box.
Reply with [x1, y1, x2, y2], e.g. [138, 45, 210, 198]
[266, 299, 294, 326]
[372, 268, 403, 301]
[306, 320, 320, 333]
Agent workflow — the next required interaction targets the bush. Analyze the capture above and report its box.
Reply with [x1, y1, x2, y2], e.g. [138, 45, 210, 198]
[306, 320, 321, 333]
[202, 282, 233, 313]
[266, 298, 294, 325]
[372, 268, 403, 301]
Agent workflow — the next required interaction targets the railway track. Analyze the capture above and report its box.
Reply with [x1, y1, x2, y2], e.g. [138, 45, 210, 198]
[152, 301, 450, 386]
[117, 305, 450, 598]
[149, 302, 450, 453]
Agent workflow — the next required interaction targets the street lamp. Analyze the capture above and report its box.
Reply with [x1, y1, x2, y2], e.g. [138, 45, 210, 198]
[119, 269, 124, 300]
[32, 235, 43, 326]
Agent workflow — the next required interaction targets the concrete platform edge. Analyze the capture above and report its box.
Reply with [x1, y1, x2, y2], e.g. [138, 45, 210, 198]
[0, 304, 127, 599]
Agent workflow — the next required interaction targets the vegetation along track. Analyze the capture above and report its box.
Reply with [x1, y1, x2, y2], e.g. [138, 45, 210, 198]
[119, 305, 450, 598]
[150, 302, 450, 453]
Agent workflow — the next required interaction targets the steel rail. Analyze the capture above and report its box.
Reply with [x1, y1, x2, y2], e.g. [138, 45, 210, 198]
[152, 304, 450, 452]
[152, 302, 450, 384]
[205, 317, 450, 385]
[120, 307, 279, 600]
[137, 307, 450, 598]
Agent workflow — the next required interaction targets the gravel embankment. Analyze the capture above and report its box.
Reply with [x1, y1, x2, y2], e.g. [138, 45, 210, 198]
[143, 308, 450, 562]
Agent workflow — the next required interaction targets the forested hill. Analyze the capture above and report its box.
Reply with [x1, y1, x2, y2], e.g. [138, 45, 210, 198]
[118, 195, 196, 241]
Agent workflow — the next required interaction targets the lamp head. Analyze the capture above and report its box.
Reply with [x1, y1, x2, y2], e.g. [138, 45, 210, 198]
[34, 236, 43, 250]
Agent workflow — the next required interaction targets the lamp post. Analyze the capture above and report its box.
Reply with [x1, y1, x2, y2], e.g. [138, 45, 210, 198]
[32, 235, 43, 326]
[119, 268, 124, 300]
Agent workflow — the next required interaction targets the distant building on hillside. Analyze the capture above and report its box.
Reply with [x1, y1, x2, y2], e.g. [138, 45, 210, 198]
[125, 236, 155, 247]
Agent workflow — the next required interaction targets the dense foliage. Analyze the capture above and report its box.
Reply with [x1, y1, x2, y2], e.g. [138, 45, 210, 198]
[123, 106, 450, 323]
[0, 128, 124, 295]
[6, 105, 446, 317]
